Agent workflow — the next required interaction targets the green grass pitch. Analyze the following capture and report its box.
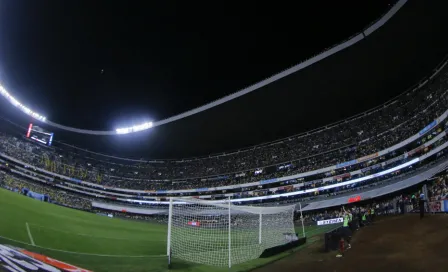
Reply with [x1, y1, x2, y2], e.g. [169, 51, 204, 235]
[0, 188, 338, 272]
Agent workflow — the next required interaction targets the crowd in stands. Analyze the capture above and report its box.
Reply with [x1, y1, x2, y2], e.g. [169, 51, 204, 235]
[0, 171, 91, 211]
[301, 172, 448, 225]
[89, 174, 448, 224]
[1, 125, 447, 210]
[2, 166, 447, 227]
[0, 62, 447, 192]
[91, 210, 168, 223]
[1, 122, 447, 213]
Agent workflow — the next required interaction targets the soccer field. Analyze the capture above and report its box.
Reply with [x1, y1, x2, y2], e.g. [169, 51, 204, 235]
[0, 189, 338, 272]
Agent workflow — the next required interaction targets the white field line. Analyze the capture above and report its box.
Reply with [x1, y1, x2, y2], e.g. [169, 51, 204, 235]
[0, 234, 166, 258]
[25, 222, 35, 246]
[28, 223, 165, 242]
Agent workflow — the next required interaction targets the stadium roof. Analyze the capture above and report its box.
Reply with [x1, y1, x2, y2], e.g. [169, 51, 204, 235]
[0, 0, 447, 159]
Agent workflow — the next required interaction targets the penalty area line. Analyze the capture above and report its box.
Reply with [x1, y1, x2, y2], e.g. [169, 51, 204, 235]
[27, 223, 164, 242]
[25, 222, 35, 246]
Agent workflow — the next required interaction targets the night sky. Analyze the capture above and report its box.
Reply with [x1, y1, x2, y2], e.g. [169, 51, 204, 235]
[0, 0, 447, 159]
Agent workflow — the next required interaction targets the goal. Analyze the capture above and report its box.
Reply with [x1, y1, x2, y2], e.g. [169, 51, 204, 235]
[167, 198, 298, 268]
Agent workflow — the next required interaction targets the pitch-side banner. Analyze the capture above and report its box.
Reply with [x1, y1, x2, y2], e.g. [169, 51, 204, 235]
[317, 217, 343, 226]
[0, 244, 91, 272]
[188, 221, 200, 227]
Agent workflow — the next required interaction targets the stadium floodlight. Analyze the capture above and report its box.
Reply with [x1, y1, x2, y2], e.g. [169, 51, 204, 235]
[167, 198, 297, 268]
[0, 2, 420, 136]
[115, 122, 153, 134]
[0, 84, 46, 122]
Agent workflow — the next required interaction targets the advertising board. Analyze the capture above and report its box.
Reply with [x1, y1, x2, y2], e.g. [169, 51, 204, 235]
[0, 244, 91, 272]
[317, 217, 343, 226]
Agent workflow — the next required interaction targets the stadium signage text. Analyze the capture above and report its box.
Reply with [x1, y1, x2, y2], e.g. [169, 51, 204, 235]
[317, 217, 343, 226]
[348, 195, 361, 203]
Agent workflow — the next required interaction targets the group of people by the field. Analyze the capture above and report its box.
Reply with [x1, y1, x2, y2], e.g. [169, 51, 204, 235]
[304, 179, 447, 224]
[309, 174, 448, 257]
[428, 175, 448, 201]
[301, 195, 406, 226]
[424, 173, 448, 213]
[0, 70, 446, 192]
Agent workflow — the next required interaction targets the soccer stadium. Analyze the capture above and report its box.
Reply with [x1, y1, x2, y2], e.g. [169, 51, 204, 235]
[1, 0, 448, 271]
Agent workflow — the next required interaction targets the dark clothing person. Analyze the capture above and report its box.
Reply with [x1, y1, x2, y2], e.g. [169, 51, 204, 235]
[419, 199, 425, 219]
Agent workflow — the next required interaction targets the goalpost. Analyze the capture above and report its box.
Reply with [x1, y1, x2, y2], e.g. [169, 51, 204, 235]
[167, 198, 298, 268]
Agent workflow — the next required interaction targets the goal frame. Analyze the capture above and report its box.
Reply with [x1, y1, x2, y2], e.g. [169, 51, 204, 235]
[166, 197, 302, 268]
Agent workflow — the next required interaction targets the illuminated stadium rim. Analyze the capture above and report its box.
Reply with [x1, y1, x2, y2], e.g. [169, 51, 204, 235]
[125, 158, 419, 205]
[0, 1, 408, 136]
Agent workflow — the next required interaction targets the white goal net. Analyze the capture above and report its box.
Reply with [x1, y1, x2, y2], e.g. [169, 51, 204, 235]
[167, 198, 297, 268]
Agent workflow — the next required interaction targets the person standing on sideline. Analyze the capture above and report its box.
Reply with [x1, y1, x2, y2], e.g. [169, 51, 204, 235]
[419, 194, 426, 219]
[336, 207, 352, 258]
[348, 208, 354, 232]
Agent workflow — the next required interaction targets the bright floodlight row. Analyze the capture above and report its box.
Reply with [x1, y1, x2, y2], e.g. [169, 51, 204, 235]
[0, 3, 407, 136]
[0, 84, 46, 122]
[115, 122, 153, 134]
[0, 83, 155, 135]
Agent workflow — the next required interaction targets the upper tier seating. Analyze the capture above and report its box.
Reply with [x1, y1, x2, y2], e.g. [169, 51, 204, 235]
[1, 60, 448, 191]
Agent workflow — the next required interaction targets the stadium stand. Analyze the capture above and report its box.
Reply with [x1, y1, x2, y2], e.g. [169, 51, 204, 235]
[0, 172, 91, 210]
[0, 56, 447, 189]
[0, 53, 448, 217]
[1, 111, 447, 202]
[0, 107, 447, 212]
[0, 58, 447, 191]
[2, 168, 447, 223]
